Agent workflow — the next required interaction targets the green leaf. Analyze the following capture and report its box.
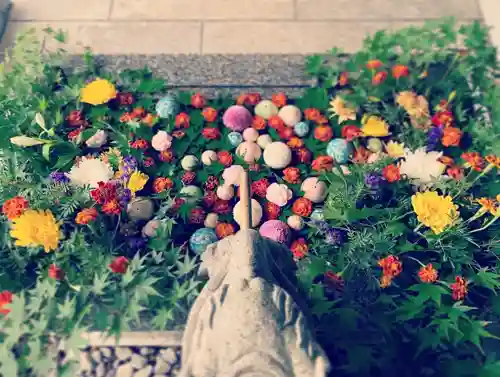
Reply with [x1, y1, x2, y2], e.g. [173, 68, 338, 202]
[42, 143, 53, 161]
[137, 78, 165, 93]
[0, 348, 18, 377]
[472, 268, 500, 291]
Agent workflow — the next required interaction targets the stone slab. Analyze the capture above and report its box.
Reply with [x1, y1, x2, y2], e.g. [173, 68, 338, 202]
[84, 331, 183, 346]
[111, 0, 294, 20]
[10, 0, 112, 21]
[478, 0, 500, 55]
[296, 0, 482, 20]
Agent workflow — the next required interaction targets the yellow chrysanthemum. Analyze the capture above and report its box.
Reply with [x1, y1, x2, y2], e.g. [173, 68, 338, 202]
[361, 115, 390, 137]
[127, 171, 149, 194]
[101, 148, 123, 169]
[80, 78, 117, 106]
[328, 96, 357, 123]
[412, 191, 459, 234]
[10, 210, 61, 252]
[385, 140, 405, 158]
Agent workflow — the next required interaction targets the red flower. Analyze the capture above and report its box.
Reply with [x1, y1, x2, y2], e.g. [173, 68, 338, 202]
[450, 276, 468, 301]
[153, 177, 174, 193]
[213, 199, 231, 215]
[312, 156, 334, 172]
[372, 71, 388, 85]
[252, 116, 267, 130]
[295, 148, 312, 164]
[2, 196, 29, 220]
[181, 171, 196, 185]
[172, 130, 186, 139]
[175, 112, 190, 129]
[120, 113, 133, 123]
[202, 127, 221, 140]
[203, 190, 218, 208]
[392, 64, 409, 79]
[283, 167, 301, 184]
[159, 149, 174, 163]
[130, 139, 149, 150]
[117, 92, 134, 106]
[279, 127, 294, 140]
[68, 127, 84, 141]
[290, 238, 308, 260]
[341, 125, 362, 141]
[268, 116, 286, 131]
[66, 110, 85, 127]
[461, 152, 485, 172]
[204, 176, 219, 191]
[251, 178, 270, 198]
[90, 182, 118, 204]
[216, 222, 236, 239]
[272, 92, 287, 108]
[109, 256, 129, 274]
[0, 290, 13, 315]
[442, 127, 462, 147]
[101, 199, 121, 215]
[314, 125, 333, 142]
[447, 166, 464, 181]
[287, 137, 304, 150]
[439, 156, 455, 166]
[246, 93, 262, 106]
[265, 202, 281, 220]
[292, 198, 313, 217]
[338, 72, 349, 86]
[189, 207, 206, 224]
[217, 151, 233, 167]
[366, 59, 383, 70]
[304, 108, 322, 122]
[236, 94, 247, 105]
[202, 107, 218, 122]
[378, 255, 403, 278]
[170, 197, 185, 213]
[48, 264, 64, 280]
[191, 93, 206, 109]
[382, 165, 401, 183]
[316, 116, 329, 125]
[75, 208, 99, 225]
[418, 264, 438, 283]
[432, 110, 454, 128]
[131, 107, 145, 119]
[143, 156, 155, 167]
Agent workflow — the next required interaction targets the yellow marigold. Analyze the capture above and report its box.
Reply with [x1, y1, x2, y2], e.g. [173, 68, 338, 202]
[328, 96, 357, 123]
[127, 171, 149, 194]
[477, 197, 496, 215]
[411, 191, 459, 234]
[384, 140, 405, 158]
[80, 78, 117, 106]
[361, 115, 390, 137]
[10, 210, 61, 253]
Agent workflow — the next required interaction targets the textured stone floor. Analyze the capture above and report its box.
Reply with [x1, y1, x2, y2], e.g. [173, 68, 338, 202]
[1, 0, 485, 54]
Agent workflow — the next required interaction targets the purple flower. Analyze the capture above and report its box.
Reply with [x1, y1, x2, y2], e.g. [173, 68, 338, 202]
[49, 172, 70, 184]
[325, 228, 343, 245]
[426, 127, 442, 151]
[128, 236, 147, 250]
[118, 189, 132, 206]
[309, 219, 330, 232]
[364, 173, 382, 188]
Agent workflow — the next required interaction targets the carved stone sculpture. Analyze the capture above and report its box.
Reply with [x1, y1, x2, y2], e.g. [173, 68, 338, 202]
[179, 229, 330, 377]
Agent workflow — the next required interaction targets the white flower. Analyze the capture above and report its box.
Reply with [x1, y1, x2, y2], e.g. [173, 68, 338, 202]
[67, 156, 114, 188]
[86, 130, 108, 148]
[266, 183, 293, 207]
[151, 130, 173, 152]
[222, 165, 244, 186]
[399, 147, 446, 187]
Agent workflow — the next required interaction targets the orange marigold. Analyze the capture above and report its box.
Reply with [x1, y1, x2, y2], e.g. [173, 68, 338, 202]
[292, 198, 313, 217]
[283, 167, 301, 184]
[252, 116, 267, 130]
[314, 125, 333, 142]
[486, 154, 500, 168]
[175, 112, 190, 129]
[272, 92, 287, 108]
[153, 177, 174, 193]
[418, 263, 438, 283]
[268, 115, 286, 131]
[366, 59, 383, 70]
[202, 107, 218, 123]
[442, 127, 462, 147]
[378, 255, 403, 278]
[290, 238, 308, 260]
[304, 108, 322, 122]
[2, 196, 29, 220]
[392, 64, 409, 79]
[75, 208, 98, 225]
[382, 165, 401, 183]
[372, 71, 388, 85]
[380, 275, 393, 288]
[287, 136, 304, 150]
[462, 152, 485, 172]
[312, 156, 334, 172]
[216, 222, 236, 239]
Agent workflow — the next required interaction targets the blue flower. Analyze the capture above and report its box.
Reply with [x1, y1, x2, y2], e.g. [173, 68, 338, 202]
[49, 172, 70, 184]
[364, 173, 382, 188]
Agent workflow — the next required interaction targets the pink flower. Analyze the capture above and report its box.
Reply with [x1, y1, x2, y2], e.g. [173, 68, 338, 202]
[86, 130, 108, 148]
[151, 131, 173, 152]
[222, 165, 244, 186]
[266, 183, 293, 207]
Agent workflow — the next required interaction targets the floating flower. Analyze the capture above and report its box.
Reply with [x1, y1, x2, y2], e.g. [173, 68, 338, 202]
[204, 176, 219, 191]
[384, 141, 405, 158]
[181, 171, 196, 185]
[272, 92, 287, 108]
[279, 127, 294, 140]
[202, 127, 221, 140]
[295, 148, 312, 164]
[361, 115, 390, 137]
[217, 151, 233, 167]
[287, 137, 304, 150]
[127, 171, 149, 194]
[2, 196, 29, 220]
[400, 148, 446, 187]
[314, 125, 333, 142]
[392, 64, 409, 79]
[75, 208, 98, 225]
[159, 149, 174, 163]
[175, 112, 190, 129]
[442, 127, 462, 147]
[372, 71, 388, 85]
[202, 107, 218, 123]
[283, 167, 301, 184]
[215, 222, 236, 239]
[251, 178, 270, 198]
[10, 210, 61, 252]
[191, 93, 206, 109]
[172, 130, 186, 139]
[102, 199, 121, 215]
[411, 191, 458, 234]
[268, 115, 285, 131]
[117, 92, 134, 106]
[341, 125, 362, 141]
[0, 290, 13, 315]
[312, 156, 334, 172]
[212, 199, 231, 215]
[432, 109, 454, 128]
[292, 198, 313, 217]
[252, 116, 267, 130]
[395, 91, 431, 129]
[266, 183, 293, 207]
[418, 264, 438, 283]
[246, 93, 261, 106]
[450, 276, 468, 301]
[366, 60, 383, 70]
[80, 78, 117, 105]
[130, 139, 149, 150]
[304, 108, 322, 122]
[152, 131, 173, 152]
[328, 96, 357, 123]
[264, 202, 281, 220]
[109, 256, 129, 274]
[68, 157, 114, 189]
[153, 177, 174, 193]
[189, 207, 206, 224]
[382, 165, 401, 183]
[290, 238, 308, 260]
[48, 264, 64, 280]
